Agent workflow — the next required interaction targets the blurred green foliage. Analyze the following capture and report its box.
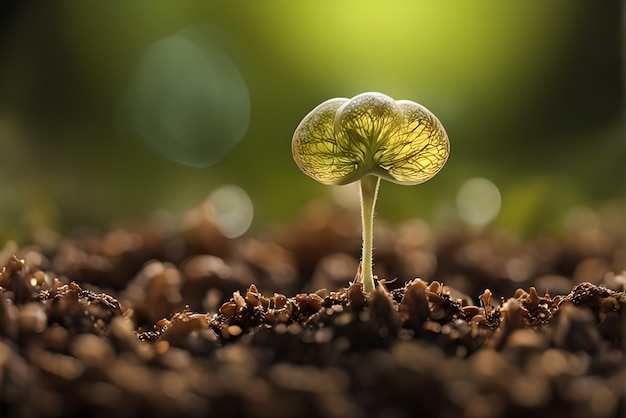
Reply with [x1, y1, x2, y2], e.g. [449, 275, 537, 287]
[0, 0, 623, 241]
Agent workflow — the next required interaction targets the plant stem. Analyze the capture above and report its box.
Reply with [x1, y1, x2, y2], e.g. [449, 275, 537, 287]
[359, 175, 381, 292]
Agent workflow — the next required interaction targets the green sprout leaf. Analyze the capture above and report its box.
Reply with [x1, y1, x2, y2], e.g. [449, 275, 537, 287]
[292, 92, 450, 292]
[292, 92, 449, 186]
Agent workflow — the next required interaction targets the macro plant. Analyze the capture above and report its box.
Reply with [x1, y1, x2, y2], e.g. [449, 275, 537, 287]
[292, 92, 450, 292]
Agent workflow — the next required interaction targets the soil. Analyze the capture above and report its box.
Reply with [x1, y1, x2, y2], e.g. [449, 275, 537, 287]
[0, 201, 624, 418]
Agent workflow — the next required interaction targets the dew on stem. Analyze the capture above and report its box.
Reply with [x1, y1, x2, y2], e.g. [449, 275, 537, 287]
[292, 92, 450, 292]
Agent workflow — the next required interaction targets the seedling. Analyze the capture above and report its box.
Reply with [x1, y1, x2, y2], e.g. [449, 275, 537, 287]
[292, 92, 449, 292]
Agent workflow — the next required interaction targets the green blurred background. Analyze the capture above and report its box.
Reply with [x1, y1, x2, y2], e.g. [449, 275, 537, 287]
[0, 0, 623, 242]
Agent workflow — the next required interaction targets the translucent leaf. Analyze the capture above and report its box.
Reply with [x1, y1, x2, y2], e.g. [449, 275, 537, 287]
[292, 97, 355, 185]
[334, 92, 403, 160]
[292, 92, 449, 186]
[379, 100, 449, 185]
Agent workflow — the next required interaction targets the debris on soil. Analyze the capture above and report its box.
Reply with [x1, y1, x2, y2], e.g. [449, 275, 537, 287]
[0, 201, 624, 418]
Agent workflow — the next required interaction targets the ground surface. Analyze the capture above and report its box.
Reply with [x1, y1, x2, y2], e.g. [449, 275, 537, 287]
[0, 201, 624, 418]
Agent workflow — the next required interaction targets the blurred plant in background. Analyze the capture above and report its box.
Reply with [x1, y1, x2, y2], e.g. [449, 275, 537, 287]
[0, 0, 622, 242]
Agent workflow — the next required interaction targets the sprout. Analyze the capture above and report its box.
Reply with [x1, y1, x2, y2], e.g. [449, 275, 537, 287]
[292, 92, 450, 292]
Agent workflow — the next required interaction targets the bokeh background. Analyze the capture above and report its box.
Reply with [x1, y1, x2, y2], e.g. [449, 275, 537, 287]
[0, 0, 623, 242]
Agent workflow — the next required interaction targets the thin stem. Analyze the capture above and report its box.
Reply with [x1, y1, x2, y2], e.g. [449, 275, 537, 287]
[359, 175, 381, 292]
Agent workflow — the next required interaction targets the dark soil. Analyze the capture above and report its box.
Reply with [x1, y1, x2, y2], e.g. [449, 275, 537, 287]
[0, 202, 624, 418]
